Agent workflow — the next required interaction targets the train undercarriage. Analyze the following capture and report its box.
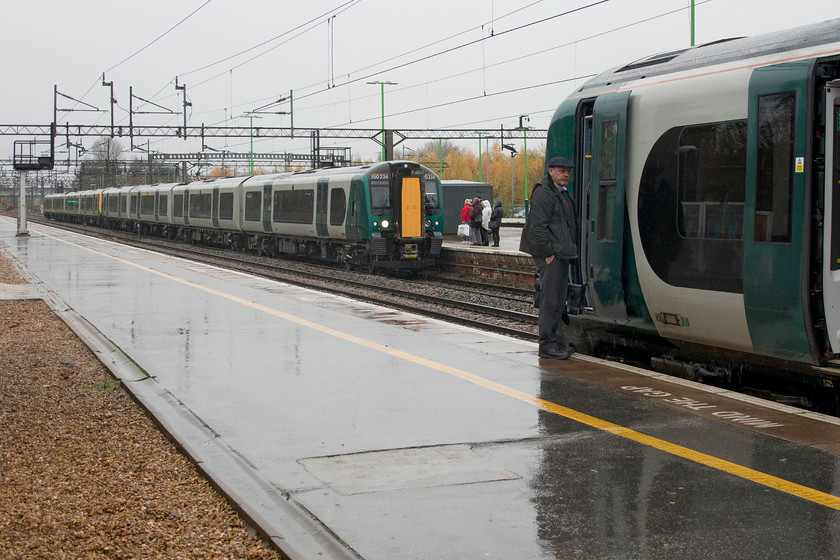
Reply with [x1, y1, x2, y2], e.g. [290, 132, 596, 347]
[47, 212, 442, 272]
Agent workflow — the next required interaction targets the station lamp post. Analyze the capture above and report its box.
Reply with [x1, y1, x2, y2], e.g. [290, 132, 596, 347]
[367, 81, 398, 161]
[502, 143, 518, 208]
[517, 115, 531, 215]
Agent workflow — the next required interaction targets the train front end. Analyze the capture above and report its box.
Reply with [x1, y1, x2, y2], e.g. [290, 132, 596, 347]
[364, 161, 443, 269]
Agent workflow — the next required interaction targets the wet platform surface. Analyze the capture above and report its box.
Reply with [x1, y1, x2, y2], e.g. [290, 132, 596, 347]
[5, 216, 840, 559]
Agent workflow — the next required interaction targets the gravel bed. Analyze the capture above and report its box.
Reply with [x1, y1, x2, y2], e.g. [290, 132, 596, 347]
[0, 254, 283, 559]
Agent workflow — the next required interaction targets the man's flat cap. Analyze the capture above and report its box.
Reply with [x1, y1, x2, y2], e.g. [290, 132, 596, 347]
[547, 156, 574, 168]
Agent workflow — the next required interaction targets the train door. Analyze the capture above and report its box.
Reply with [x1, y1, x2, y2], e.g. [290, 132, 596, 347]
[316, 178, 329, 237]
[824, 80, 840, 356]
[211, 187, 220, 228]
[575, 103, 594, 306]
[588, 91, 630, 322]
[743, 62, 812, 362]
[400, 176, 422, 238]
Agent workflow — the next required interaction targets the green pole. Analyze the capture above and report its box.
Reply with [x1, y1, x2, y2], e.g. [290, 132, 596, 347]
[524, 130, 529, 215]
[478, 132, 483, 182]
[380, 82, 385, 161]
[249, 116, 254, 175]
[439, 139, 443, 175]
[690, 0, 695, 46]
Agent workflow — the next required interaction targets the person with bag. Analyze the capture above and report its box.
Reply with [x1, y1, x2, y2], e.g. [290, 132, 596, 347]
[480, 200, 492, 246]
[459, 198, 472, 242]
[519, 156, 579, 360]
[489, 200, 503, 247]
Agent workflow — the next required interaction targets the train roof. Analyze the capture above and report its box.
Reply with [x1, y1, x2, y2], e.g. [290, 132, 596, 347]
[579, 18, 840, 91]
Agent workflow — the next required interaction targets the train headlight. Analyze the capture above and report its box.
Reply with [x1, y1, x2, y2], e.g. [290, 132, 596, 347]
[424, 219, 432, 228]
[381, 219, 390, 229]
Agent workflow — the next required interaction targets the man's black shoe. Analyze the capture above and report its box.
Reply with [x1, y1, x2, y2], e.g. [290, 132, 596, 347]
[538, 346, 575, 360]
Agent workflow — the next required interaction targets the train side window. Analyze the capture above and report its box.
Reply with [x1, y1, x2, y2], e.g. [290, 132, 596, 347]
[273, 189, 314, 224]
[640, 121, 746, 293]
[219, 193, 234, 220]
[677, 121, 746, 240]
[597, 119, 618, 241]
[120, 195, 127, 213]
[173, 194, 183, 217]
[600, 119, 618, 181]
[329, 189, 346, 226]
[140, 194, 155, 215]
[158, 195, 168, 216]
[754, 92, 795, 243]
[190, 193, 212, 219]
[108, 195, 118, 213]
[244, 191, 261, 221]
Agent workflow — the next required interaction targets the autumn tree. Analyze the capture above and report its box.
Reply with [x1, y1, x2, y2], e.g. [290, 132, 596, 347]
[404, 140, 545, 215]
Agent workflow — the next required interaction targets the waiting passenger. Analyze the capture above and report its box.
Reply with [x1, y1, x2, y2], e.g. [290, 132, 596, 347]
[481, 200, 492, 246]
[489, 200, 503, 247]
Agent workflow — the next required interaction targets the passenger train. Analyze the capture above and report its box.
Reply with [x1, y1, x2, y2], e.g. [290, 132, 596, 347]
[550, 18, 840, 406]
[43, 161, 444, 271]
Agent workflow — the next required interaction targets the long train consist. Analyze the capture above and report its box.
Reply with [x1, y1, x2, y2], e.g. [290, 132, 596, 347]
[43, 161, 444, 271]
[548, 18, 840, 406]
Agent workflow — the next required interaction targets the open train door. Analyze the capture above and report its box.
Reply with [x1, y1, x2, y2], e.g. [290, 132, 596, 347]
[588, 91, 631, 322]
[824, 80, 840, 357]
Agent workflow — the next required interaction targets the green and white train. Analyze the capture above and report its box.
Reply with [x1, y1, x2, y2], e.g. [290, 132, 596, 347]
[43, 161, 444, 271]
[550, 19, 840, 404]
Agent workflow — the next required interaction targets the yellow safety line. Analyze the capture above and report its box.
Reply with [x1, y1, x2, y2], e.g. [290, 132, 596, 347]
[37, 229, 840, 511]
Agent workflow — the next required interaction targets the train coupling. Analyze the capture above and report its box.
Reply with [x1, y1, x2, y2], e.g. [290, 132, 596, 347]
[402, 243, 419, 259]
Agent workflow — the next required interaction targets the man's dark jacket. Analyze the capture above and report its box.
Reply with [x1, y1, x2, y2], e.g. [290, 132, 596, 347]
[519, 174, 578, 259]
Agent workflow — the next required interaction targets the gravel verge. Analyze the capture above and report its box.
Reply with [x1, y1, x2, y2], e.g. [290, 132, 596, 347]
[0, 254, 283, 559]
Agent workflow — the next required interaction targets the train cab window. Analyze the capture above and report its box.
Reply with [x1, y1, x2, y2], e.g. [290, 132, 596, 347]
[190, 193, 212, 219]
[219, 193, 234, 220]
[173, 194, 184, 218]
[329, 189, 346, 226]
[369, 177, 391, 213]
[273, 189, 314, 224]
[755, 92, 795, 243]
[423, 177, 440, 212]
[140, 194, 155, 215]
[244, 191, 261, 221]
[158, 195, 168, 216]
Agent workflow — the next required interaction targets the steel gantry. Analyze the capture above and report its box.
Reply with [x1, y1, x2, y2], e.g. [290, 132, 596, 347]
[0, 123, 546, 143]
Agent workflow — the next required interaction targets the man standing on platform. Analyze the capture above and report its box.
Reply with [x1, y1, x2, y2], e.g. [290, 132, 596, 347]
[519, 156, 579, 360]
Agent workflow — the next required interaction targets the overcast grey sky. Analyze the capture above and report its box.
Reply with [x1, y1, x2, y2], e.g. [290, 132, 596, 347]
[2, 0, 838, 162]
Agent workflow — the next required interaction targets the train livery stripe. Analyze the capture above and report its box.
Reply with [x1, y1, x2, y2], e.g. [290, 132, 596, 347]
[38, 228, 840, 512]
